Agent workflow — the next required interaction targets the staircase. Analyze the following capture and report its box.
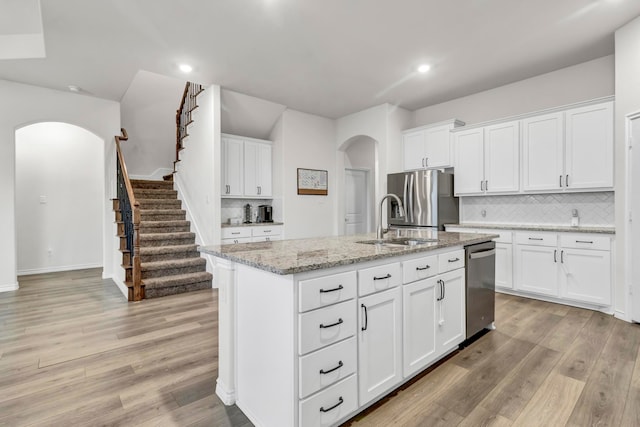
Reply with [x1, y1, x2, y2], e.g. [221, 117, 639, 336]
[115, 178, 212, 299]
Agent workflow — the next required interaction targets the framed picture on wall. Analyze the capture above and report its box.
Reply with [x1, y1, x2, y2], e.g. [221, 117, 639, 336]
[297, 168, 328, 195]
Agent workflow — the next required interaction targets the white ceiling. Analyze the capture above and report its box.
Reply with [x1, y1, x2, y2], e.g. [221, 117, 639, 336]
[1, 0, 639, 119]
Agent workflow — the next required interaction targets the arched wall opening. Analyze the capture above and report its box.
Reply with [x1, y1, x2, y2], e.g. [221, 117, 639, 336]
[15, 122, 104, 275]
[337, 135, 378, 235]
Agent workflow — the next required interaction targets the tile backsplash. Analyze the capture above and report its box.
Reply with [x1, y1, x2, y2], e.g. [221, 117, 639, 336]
[221, 198, 272, 223]
[460, 192, 614, 226]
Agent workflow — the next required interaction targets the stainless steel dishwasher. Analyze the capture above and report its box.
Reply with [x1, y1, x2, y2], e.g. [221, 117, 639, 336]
[465, 241, 496, 339]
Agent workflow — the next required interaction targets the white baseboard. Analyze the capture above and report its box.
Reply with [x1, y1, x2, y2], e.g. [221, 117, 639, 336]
[17, 263, 103, 276]
[129, 168, 173, 181]
[0, 282, 19, 292]
[111, 276, 129, 300]
[614, 309, 632, 323]
[216, 379, 236, 405]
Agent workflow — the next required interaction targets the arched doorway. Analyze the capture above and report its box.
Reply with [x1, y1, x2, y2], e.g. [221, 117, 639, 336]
[338, 135, 378, 236]
[15, 122, 104, 275]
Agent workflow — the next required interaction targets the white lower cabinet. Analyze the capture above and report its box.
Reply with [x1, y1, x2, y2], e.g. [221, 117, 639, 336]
[402, 278, 437, 377]
[299, 375, 358, 427]
[495, 242, 513, 290]
[515, 244, 560, 297]
[358, 286, 403, 406]
[436, 269, 465, 351]
[560, 247, 611, 306]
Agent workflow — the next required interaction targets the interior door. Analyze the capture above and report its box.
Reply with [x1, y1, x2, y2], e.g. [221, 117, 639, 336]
[344, 169, 368, 235]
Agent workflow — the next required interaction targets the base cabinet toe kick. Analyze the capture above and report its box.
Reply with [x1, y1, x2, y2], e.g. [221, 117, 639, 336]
[215, 244, 487, 427]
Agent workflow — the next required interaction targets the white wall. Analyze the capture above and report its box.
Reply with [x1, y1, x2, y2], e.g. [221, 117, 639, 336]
[279, 110, 336, 239]
[120, 70, 185, 179]
[16, 123, 103, 274]
[615, 17, 640, 320]
[175, 85, 221, 247]
[413, 55, 615, 126]
[0, 79, 120, 292]
[269, 114, 285, 224]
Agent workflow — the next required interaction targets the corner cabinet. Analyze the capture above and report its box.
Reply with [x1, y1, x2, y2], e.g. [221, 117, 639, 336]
[221, 133, 273, 199]
[403, 120, 464, 170]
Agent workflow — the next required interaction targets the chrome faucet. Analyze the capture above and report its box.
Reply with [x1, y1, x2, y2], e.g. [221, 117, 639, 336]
[377, 194, 405, 239]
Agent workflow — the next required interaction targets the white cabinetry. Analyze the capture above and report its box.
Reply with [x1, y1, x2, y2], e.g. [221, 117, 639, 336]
[515, 234, 560, 297]
[403, 120, 464, 170]
[221, 133, 272, 199]
[522, 102, 613, 193]
[221, 136, 244, 196]
[436, 269, 465, 351]
[453, 121, 519, 195]
[402, 277, 437, 377]
[221, 225, 282, 244]
[358, 286, 402, 406]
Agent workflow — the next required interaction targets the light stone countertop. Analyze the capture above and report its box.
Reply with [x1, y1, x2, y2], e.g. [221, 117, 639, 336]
[200, 230, 497, 275]
[445, 223, 615, 235]
[221, 221, 284, 228]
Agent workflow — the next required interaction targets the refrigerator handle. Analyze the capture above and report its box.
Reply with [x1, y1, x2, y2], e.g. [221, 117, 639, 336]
[403, 175, 409, 224]
[408, 174, 415, 224]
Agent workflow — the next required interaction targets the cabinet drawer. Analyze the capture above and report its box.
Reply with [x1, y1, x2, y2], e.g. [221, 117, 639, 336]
[560, 234, 611, 251]
[299, 375, 357, 427]
[221, 237, 252, 245]
[299, 337, 357, 399]
[358, 262, 401, 297]
[252, 225, 282, 237]
[515, 232, 557, 247]
[438, 250, 465, 273]
[251, 235, 282, 243]
[299, 300, 356, 355]
[300, 271, 357, 312]
[221, 227, 251, 239]
[402, 255, 438, 284]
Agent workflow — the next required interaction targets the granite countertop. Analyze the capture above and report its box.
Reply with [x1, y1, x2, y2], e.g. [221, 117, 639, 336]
[200, 230, 497, 275]
[445, 223, 615, 235]
[221, 221, 284, 228]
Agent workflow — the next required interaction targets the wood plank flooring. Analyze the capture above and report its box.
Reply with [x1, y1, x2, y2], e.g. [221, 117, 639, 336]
[1, 270, 639, 426]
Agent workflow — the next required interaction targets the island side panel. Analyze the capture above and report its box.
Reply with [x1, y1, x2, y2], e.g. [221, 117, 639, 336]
[215, 258, 237, 405]
[236, 263, 297, 427]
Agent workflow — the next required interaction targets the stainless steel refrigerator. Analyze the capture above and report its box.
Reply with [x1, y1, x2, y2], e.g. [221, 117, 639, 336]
[387, 170, 459, 230]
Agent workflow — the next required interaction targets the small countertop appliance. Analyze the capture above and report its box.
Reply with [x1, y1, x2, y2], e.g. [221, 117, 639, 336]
[257, 205, 273, 223]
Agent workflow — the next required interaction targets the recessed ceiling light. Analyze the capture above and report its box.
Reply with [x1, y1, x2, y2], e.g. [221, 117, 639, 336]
[179, 64, 193, 73]
[417, 64, 431, 73]
[68, 85, 81, 93]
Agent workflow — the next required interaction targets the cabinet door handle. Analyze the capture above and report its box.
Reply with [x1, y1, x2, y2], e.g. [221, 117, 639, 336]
[448, 258, 460, 263]
[373, 273, 392, 280]
[416, 265, 431, 271]
[319, 360, 343, 375]
[485, 180, 488, 191]
[437, 279, 444, 301]
[319, 318, 343, 329]
[481, 180, 484, 191]
[554, 249, 557, 263]
[528, 237, 543, 241]
[566, 174, 569, 187]
[425, 157, 429, 167]
[561, 250, 564, 263]
[361, 304, 368, 331]
[442, 280, 445, 300]
[319, 284, 343, 294]
[422, 158, 425, 168]
[559, 175, 563, 187]
[576, 240, 593, 244]
[233, 239, 239, 244]
[319, 396, 344, 413]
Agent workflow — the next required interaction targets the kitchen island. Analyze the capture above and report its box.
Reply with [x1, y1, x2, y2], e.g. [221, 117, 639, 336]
[200, 230, 497, 427]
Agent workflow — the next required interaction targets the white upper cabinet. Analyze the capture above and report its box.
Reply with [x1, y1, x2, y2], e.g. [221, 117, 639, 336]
[522, 112, 564, 192]
[221, 136, 244, 197]
[403, 120, 464, 170]
[221, 134, 272, 199]
[453, 121, 519, 196]
[564, 102, 614, 190]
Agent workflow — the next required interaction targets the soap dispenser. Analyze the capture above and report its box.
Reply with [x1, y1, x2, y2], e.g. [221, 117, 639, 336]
[571, 209, 579, 227]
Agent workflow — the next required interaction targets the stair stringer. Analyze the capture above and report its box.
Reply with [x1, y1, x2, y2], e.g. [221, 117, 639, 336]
[174, 171, 217, 287]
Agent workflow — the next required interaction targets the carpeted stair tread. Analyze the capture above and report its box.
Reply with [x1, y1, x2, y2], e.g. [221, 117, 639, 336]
[144, 281, 211, 298]
[141, 257, 205, 271]
[137, 199, 182, 208]
[140, 231, 195, 240]
[139, 244, 198, 255]
[139, 220, 191, 233]
[143, 271, 213, 289]
[133, 189, 178, 199]
[131, 179, 174, 190]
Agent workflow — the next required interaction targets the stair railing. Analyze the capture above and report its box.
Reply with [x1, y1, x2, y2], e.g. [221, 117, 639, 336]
[172, 82, 205, 175]
[115, 128, 143, 301]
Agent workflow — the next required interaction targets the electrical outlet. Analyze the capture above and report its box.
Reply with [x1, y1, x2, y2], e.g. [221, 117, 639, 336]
[481, 209, 487, 218]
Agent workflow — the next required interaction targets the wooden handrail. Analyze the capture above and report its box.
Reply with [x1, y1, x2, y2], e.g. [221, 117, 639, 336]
[172, 82, 204, 174]
[114, 128, 142, 301]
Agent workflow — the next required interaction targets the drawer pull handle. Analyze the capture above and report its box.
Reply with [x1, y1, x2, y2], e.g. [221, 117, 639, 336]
[319, 396, 344, 413]
[231, 232, 241, 235]
[416, 265, 431, 271]
[319, 318, 343, 329]
[264, 230, 271, 233]
[528, 237, 543, 241]
[361, 304, 368, 331]
[576, 240, 593, 244]
[373, 273, 392, 281]
[319, 360, 343, 375]
[448, 258, 460, 263]
[319, 284, 344, 294]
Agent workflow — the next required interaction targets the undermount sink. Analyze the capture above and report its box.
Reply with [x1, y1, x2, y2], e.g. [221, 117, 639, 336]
[356, 237, 438, 247]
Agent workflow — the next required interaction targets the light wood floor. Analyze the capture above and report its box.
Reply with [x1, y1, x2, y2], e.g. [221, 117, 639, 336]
[1, 270, 639, 426]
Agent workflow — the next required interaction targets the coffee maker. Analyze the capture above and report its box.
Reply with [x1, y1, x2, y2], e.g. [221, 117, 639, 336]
[257, 205, 273, 223]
